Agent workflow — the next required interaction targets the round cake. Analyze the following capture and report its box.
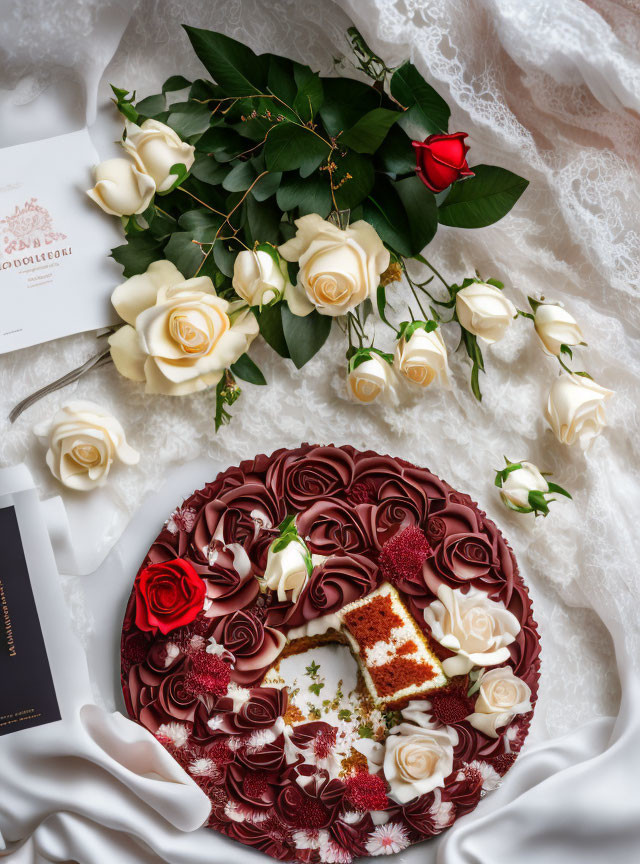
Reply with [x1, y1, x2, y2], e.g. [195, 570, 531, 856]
[121, 445, 540, 860]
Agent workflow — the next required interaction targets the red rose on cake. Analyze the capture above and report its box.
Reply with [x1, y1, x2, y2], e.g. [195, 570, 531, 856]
[412, 132, 474, 193]
[135, 558, 205, 634]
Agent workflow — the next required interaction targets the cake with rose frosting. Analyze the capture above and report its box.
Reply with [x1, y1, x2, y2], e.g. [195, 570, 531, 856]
[121, 445, 540, 861]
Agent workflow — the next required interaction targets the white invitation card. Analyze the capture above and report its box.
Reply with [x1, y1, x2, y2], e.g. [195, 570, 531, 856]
[0, 129, 122, 354]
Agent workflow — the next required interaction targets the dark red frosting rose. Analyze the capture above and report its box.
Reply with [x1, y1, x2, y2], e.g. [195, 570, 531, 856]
[134, 558, 205, 635]
[121, 444, 540, 863]
[412, 132, 474, 193]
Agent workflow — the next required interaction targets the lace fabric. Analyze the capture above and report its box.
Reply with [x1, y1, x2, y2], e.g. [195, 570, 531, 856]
[0, 0, 638, 768]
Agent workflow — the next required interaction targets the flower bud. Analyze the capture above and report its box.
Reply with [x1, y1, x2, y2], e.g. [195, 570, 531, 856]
[456, 282, 516, 343]
[394, 326, 449, 388]
[232, 249, 286, 307]
[545, 373, 613, 449]
[347, 352, 395, 404]
[533, 303, 584, 356]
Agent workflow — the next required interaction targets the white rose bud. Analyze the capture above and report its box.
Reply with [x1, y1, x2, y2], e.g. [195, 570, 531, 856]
[34, 401, 139, 491]
[347, 352, 395, 404]
[533, 303, 584, 356]
[263, 537, 310, 603]
[466, 667, 532, 738]
[108, 259, 258, 396]
[545, 373, 613, 449]
[86, 158, 155, 216]
[232, 249, 286, 307]
[279, 214, 390, 317]
[123, 120, 195, 193]
[456, 281, 516, 343]
[500, 461, 548, 508]
[394, 326, 450, 388]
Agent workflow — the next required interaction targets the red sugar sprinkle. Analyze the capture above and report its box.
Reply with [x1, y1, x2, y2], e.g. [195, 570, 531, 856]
[344, 772, 388, 812]
[429, 690, 473, 725]
[207, 738, 233, 765]
[286, 788, 330, 829]
[491, 753, 517, 776]
[243, 771, 270, 799]
[379, 526, 432, 586]
[184, 652, 231, 697]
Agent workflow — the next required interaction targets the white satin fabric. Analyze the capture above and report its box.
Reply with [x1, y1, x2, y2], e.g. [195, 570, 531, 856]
[0, 0, 640, 862]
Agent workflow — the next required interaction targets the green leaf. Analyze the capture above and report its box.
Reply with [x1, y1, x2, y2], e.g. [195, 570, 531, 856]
[162, 74, 191, 94]
[252, 171, 282, 201]
[390, 61, 450, 135]
[245, 195, 281, 245]
[281, 306, 332, 368]
[110, 233, 163, 277]
[164, 232, 204, 277]
[258, 303, 290, 358]
[375, 124, 416, 176]
[276, 172, 332, 217]
[196, 125, 247, 162]
[190, 154, 228, 185]
[223, 159, 257, 192]
[318, 78, 379, 137]
[264, 122, 331, 175]
[135, 93, 166, 119]
[293, 65, 324, 121]
[167, 101, 212, 137]
[358, 724, 374, 739]
[438, 165, 529, 228]
[230, 353, 267, 385]
[267, 55, 297, 105]
[178, 209, 224, 242]
[214, 372, 241, 431]
[376, 283, 395, 329]
[546, 481, 572, 500]
[394, 175, 438, 254]
[332, 150, 375, 210]
[341, 107, 399, 154]
[213, 239, 237, 277]
[111, 84, 138, 123]
[309, 682, 325, 696]
[183, 26, 267, 95]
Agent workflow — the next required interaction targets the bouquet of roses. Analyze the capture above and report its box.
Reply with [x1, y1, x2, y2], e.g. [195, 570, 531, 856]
[87, 26, 530, 428]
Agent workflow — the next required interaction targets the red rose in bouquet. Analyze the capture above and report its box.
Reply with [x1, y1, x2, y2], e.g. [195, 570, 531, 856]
[412, 132, 474, 193]
[135, 558, 205, 634]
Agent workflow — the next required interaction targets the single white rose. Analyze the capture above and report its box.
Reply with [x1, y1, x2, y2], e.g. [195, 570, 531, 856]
[423, 585, 521, 677]
[123, 119, 195, 192]
[279, 214, 390, 317]
[34, 400, 139, 491]
[232, 249, 287, 307]
[384, 705, 458, 804]
[545, 373, 613, 449]
[108, 259, 258, 396]
[347, 354, 396, 404]
[262, 537, 310, 603]
[86, 158, 155, 216]
[394, 326, 450, 388]
[466, 666, 532, 738]
[534, 303, 584, 356]
[499, 461, 549, 509]
[455, 282, 516, 343]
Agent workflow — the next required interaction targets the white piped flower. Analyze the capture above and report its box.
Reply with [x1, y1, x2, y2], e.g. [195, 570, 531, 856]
[227, 682, 251, 712]
[188, 757, 219, 779]
[466, 667, 532, 738]
[292, 829, 321, 850]
[319, 831, 352, 863]
[164, 642, 180, 668]
[365, 823, 410, 856]
[156, 722, 188, 748]
[207, 715, 224, 731]
[206, 637, 227, 656]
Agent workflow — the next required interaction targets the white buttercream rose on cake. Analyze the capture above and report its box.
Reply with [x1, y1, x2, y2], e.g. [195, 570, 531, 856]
[423, 584, 521, 676]
[108, 260, 258, 395]
[278, 214, 390, 317]
[34, 401, 139, 491]
[383, 701, 458, 804]
[466, 666, 532, 738]
[262, 536, 311, 603]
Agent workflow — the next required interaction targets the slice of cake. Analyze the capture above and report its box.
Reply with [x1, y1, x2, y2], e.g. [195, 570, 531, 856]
[338, 582, 447, 708]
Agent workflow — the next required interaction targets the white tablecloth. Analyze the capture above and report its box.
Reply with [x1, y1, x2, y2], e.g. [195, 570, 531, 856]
[1, 1, 639, 862]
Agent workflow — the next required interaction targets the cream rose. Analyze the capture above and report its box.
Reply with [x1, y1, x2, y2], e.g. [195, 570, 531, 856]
[383, 701, 458, 804]
[394, 326, 450, 388]
[86, 158, 155, 216]
[34, 401, 139, 491]
[466, 666, 532, 738]
[232, 249, 287, 307]
[108, 259, 258, 396]
[545, 373, 613, 449]
[347, 353, 396, 404]
[534, 303, 584, 356]
[499, 461, 548, 509]
[262, 537, 310, 603]
[423, 585, 521, 677]
[123, 119, 195, 192]
[278, 214, 390, 317]
[455, 282, 516, 343]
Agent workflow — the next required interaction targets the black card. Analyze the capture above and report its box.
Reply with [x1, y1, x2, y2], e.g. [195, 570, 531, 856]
[0, 504, 61, 734]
